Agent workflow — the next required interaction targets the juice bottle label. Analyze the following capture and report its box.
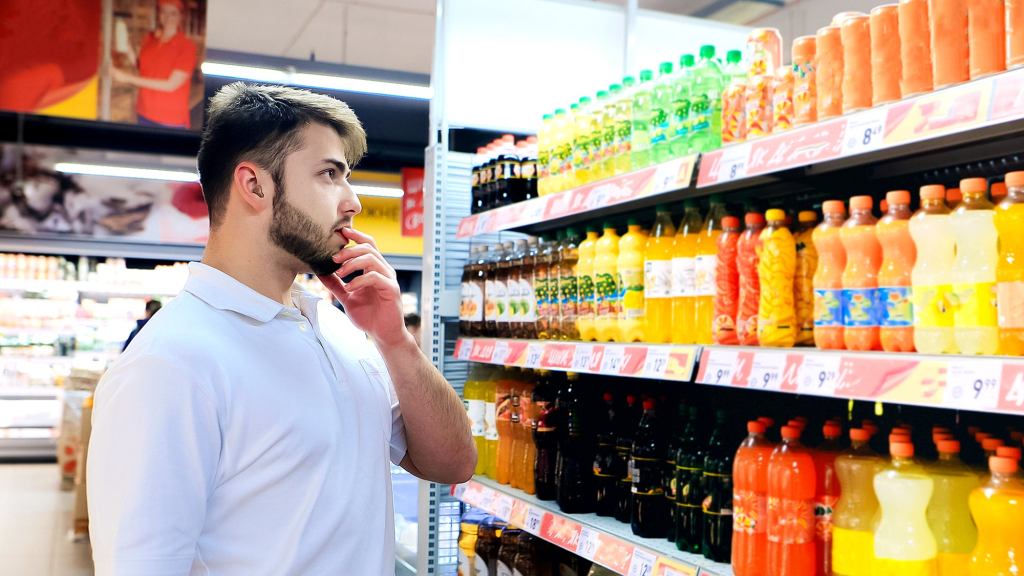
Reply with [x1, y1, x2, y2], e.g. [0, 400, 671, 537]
[463, 281, 484, 321]
[952, 282, 998, 327]
[722, 82, 745, 143]
[814, 494, 837, 541]
[534, 273, 549, 320]
[814, 289, 844, 327]
[484, 401, 498, 441]
[519, 279, 536, 322]
[595, 272, 620, 316]
[560, 272, 578, 321]
[878, 286, 913, 327]
[733, 489, 767, 534]
[506, 277, 521, 320]
[691, 93, 712, 133]
[644, 259, 672, 298]
[615, 118, 632, 156]
[468, 399, 485, 437]
[630, 456, 664, 495]
[671, 257, 696, 297]
[842, 288, 880, 327]
[695, 255, 717, 296]
[577, 274, 595, 316]
[998, 281, 1024, 328]
[485, 279, 497, 322]
[493, 280, 509, 321]
[912, 285, 954, 327]
[602, 124, 616, 162]
[767, 496, 815, 544]
[650, 105, 670, 146]
[673, 97, 692, 140]
[621, 266, 645, 319]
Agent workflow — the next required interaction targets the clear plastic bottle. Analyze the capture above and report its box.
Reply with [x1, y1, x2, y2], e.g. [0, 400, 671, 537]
[873, 442, 937, 576]
[909, 185, 957, 354]
[645, 205, 677, 343]
[690, 45, 725, 153]
[558, 229, 580, 340]
[832, 428, 883, 576]
[650, 62, 676, 164]
[695, 197, 728, 344]
[614, 76, 635, 176]
[670, 54, 696, 157]
[951, 177, 999, 355]
[631, 70, 655, 169]
[672, 201, 704, 344]
[927, 440, 979, 575]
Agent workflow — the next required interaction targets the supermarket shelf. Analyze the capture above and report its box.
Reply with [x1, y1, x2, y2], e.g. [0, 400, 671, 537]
[453, 338, 699, 382]
[0, 387, 60, 400]
[0, 434, 57, 460]
[453, 476, 732, 576]
[0, 278, 182, 298]
[456, 155, 699, 239]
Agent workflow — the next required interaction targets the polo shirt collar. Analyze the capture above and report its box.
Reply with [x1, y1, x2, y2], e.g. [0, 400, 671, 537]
[184, 262, 321, 323]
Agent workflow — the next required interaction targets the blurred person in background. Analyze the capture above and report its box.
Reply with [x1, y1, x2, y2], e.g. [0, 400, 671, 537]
[405, 312, 422, 349]
[121, 298, 161, 351]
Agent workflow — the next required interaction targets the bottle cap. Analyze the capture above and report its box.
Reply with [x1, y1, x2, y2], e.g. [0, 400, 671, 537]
[570, 102, 578, 111]
[793, 415, 809, 424]
[579, 96, 592, 106]
[659, 61, 674, 75]
[822, 200, 846, 214]
[766, 208, 786, 221]
[919, 184, 946, 200]
[639, 69, 654, 82]
[555, 108, 566, 116]
[947, 188, 963, 203]
[983, 438, 1006, 451]
[681, 54, 696, 68]
[565, 227, 578, 238]
[745, 212, 766, 226]
[748, 420, 767, 434]
[603, 391, 613, 402]
[960, 177, 988, 195]
[850, 428, 871, 442]
[603, 220, 616, 230]
[990, 456, 1020, 474]
[886, 190, 911, 205]
[933, 425, 951, 433]
[788, 419, 806, 431]
[609, 83, 622, 93]
[890, 442, 914, 457]
[889, 432, 911, 444]
[1007, 171, 1024, 188]
[933, 432, 954, 443]
[656, 203, 671, 213]
[700, 45, 716, 59]
[722, 216, 741, 228]
[792, 35, 817, 59]
[758, 416, 775, 428]
[622, 75, 635, 87]
[781, 425, 801, 440]
[597, 90, 609, 99]
[642, 399, 655, 411]
[977, 431, 994, 442]
[937, 440, 961, 454]
[798, 210, 818, 223]
[849, 195, 873, 210]
[628, 217, 640, 227]
[992, 182, 1008, 200]
[997, 446, 1023, 461]
[880, 199, 889, 213]
[626, 393, 637, 404]
[824, 423, 842, 438]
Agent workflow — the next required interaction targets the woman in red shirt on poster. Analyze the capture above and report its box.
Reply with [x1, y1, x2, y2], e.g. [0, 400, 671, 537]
[112, 0, 197, 128]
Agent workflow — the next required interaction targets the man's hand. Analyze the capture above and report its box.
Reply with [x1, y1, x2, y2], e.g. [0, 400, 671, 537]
[318, 227, 409, 347]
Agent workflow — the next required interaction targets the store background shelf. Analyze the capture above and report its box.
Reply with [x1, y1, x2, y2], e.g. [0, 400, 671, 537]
[454, 476, 732, 576]
[0, 278, 182, 299]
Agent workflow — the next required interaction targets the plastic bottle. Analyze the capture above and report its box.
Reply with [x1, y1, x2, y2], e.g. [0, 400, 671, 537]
[951, 177, 999, 355]
[573, 97, 595, 187]
[556, 373, 594, 513]
[507, 240, 527, 339]
[498, 241, 517, 338]
[600, 87, 619, 180]
[631, 70, 655, 170]
[793, 211, 819, 346]
[870, 4, 902, 106]
[512, 378, 536, 493]
[841, 14, 873, 113]
[771, 65, 794, 134]
[970, 456, 1024, 575]
[714, 216, 742, 345]
[909, 185, 957, 353]
[558, 229, 580, 340]
[767, 425, 817, 576]
[671, 54, 697, 156]
[733, 420, 775, 576]
[690, 45, 724, 153]
[738, 212, 766, 346]
[702, 410, 734, 562]
[672, 202, 704, 344]
[532, 371, 558, 501]
[967, 0, 1008, 79]
[792, 36, 818, 126]
[931, 0, 970, 88]
[696, 198, 728, 344]
[645, 205, 677, 343]
[722, 66, 748, 143]
[997, 172, 1024, 355]
[466, 365, 486, 476]
[590, 91, 611, 182]
[1012, 0, 1024, 68]
[745, 72, 773, 140]
[899, 0, 934, 96]
[496, 370, 516, 485]
[816, 25, 844, 120]
[474, 516, 505, 576]
[877, 190, 917, 352]
[496, 527, 521, 576]
[483, 244, 501, 337]
[594, 223, 621, 342]
[812, 201, 847, 349]
[548, 109, 568, 195]
[815, 422, 844, 576]
[593, 391, 620, 517]
[926, 440, 979, 575]
[650, 62, 676, 164]
[459, 513, 482, 576]
[483, 368, 498, 478]
[665, 401, 687, 544]
[576, 227, 599, 342]
[619, 219, 647, 342]
[533, 237, 552, 340]
[616, 394, 642, 524]
[631, 399, 667, 538]
[614, 76, 635, 176]
[517, 238, 539, 340]
[758, 209, 798, 347]
[832, 428, 883, 576]
[874, 442, 938, 576]
[537, 114, 553, 197]
[676, 405, 706, 553]
[840, 196, 882, 351]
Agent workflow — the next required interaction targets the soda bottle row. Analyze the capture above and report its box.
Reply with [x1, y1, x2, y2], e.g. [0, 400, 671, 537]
[470, 135, 539, 214]
[459, 511, 593, 576]
[538, 45, 733, 197]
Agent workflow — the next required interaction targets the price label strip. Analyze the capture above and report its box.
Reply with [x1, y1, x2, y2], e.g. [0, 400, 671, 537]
[491, 340, 509, 365]
[627, 548, 658, 576]
[643, 347, 670, 379]
[572, 344, 594, 373]
[525, 343, 544, 369]
[456, 339, 472, 361]
[842, 107, 888, 156]
[748, 352, 788, 391]
[945, 358, 1003, 411]
[797, 354, 842, 397]
[494, 494, 514, 521]
[601, 346, 626, 374]
[653, 558, 697, 576]
[716, 143, 751, 183]
[576, 527, 601, 561]
[524, 506, 544, 535]
[700, 349, 739, 386]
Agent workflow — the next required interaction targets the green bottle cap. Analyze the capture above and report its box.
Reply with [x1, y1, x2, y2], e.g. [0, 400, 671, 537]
[681, 54, 696, 68]
[700, 45, 716, 59]
[579, 96, 592, 105]
[656, 203, 671, 213]
[542, 113, 552, 120]
[683, 199, 697, 208]
[639, 69, 654, 82]
[566, 227, 578, 238]
[628, 217, 640, 226]
[709, 193, 725, 205]
[727, 49, 742, 64]
[603, 220, 616, 230]
[586, 224, 598, 233]
[609, 83, 622, 94]
[556, 229, 565, 240]
[555, 108, 566, 115]
[570, 103, 578, 111]
[622, 75, 636, 87]
[597, 90, 609, 100]
[659, 61, 674, 75]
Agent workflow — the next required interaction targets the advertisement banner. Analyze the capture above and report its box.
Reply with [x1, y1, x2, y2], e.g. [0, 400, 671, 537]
[400, 168, 424, 238]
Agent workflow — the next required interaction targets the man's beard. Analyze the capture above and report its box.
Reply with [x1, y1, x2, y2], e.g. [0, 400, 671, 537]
[268, 185, 344, 277]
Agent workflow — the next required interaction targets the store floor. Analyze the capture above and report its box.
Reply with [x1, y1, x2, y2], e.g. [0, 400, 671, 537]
[0, 464, 93, 575]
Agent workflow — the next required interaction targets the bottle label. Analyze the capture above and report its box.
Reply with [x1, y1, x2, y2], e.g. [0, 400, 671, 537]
[467, 399, 485, 437]
[519, 279, 536, 322]
[465, 281, 484, 322]
[492, 280, 509, 322]
[474, 554, 489, 576]
[767, 496, 815, 544]
[814, 494, 837, 542]
[675, 464, 703, 506]
[701, 471, 733, 518]
[695, 255, 717, 297]
[664, 459, 678, 500]
[650, 104, 671, 145]
[691, 94, 711, 133]
[485, 279, 497, 322]
[578, 273, 595, 316]
[952, 281, 998, 328]
[534, 272, 549, 320]
[506, 277, 521, 321]
[877, 286, 913, 327]
[998, 281, 1024, 328]
[671, 257, 696, 297]
[733, 489, 767, 534]
[484, 401, 497, 441]
[616, 119, 632, 156]
[621, 265, 645, 318]
[672, 98, 692, 139]
[645, 259, 672, 299]
[560, 271, 578, 324]
[496, 562, 513, 576]
[629, 456, 664, 496]
[842, 288, 879, 327]
[602, 124, 616, 161]
[595, 272, 620, 316]
[912, 284, 954, 328]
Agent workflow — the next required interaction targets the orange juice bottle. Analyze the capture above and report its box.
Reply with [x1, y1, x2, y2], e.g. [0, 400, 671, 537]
[840, 196, 882, 351]
[877, 190, 917, 352]
[813, 200, 847, 349]
[794, 211, 819, 346]
[594, 223, 621, 342]
[695, 197, 728, 344]
[672, 202, 704, 344]
[577, 226, 600, 341]
[969, 456, 1024, 575]
[997, 172, 1024, 355]
[738, 212, 766, 346]
[646, 205, 677, 343]
[757, 209, 798, 347]
[517, 376, 537, 494]
[619, 219, 647, 342]
[714, 216, 742, 345]
[496, 369, 516, 485]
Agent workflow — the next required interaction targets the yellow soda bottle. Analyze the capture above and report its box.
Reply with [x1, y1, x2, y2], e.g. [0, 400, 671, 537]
[591, 90, 611, 182]
[537, 113, 553, 197]
[927, 440, 979, 575]
[614, 76, 635, 176]
[757, 209, 798, 347]
[671, 201, 703, 344]
[573, 98, 594, 187]
[996, 171, 1024, 355]
[619, 219, 647, 342]
[482, 367, 499, 478]
[951, 177, 999, 355]
[465, 365, 486, 475]
[873, 441, 938, 576]
[694, 197, 728, 344]
[645, 205, 677, 343]
[794, 210, 819, 346]
[594, 223, 621, 342]
[577, 226, 600, 341]
[600, 84, 621, 179]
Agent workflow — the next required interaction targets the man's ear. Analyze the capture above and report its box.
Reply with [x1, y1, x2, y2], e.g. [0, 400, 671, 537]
[233, 161, 270, 212]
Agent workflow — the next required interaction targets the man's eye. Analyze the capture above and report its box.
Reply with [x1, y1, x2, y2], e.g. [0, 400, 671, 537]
[323, 169, 336, 178]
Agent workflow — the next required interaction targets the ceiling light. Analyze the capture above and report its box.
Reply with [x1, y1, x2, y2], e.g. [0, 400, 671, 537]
[353, 185, 404, 198]
[201, 62, 432, 100]
[54, 162, 199, 182]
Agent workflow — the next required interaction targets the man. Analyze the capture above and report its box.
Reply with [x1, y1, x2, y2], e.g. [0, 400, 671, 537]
[404, 312, 422, 349]
[88, 83, 475, 575]
[122, 299, 161, 351]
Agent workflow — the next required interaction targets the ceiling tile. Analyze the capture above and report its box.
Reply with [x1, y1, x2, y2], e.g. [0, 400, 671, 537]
[345, 5, 434, 74]
[206, 0, 324, 55]
[283, 2, 347, 63]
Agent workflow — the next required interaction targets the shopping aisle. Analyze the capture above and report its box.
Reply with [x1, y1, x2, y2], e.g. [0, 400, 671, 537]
[0, 465, 93, 576]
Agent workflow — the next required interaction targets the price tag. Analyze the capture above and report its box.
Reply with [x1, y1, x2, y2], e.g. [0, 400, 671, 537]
[716, 143, 750, 183]
[576, 527, 600, 560]
[627, 548, 658, 576]
[524, 507, 544, 535]
[572, 344, 594, 372]
[945, 359, 1002, 411]
[494, 494, 514, 520]
[585, 188, 610, 210]
[797, 354, 842, 396]
[478, 489, 496, 512]
[456, 339, 472, 361]
[842, 108, 887, 155]
[525, 343, 544, 368]
[643, 347, 670, 379]
[601, 346, 626, 374]
[1004, 370, 1024, 410]
[701, 349, 738, 385]
[748, 353, 787, 391]
[491, 340, 509, 365]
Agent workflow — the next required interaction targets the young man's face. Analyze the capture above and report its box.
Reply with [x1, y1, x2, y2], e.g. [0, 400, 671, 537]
[268, 122, 361, 276]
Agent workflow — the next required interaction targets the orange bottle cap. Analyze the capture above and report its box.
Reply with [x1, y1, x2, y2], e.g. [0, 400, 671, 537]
[788, 419, 807, 430]
[947, 188, 962, 203]
[886, 190, 911, 205]
[745, 212, 766, 226]
[933, 426, 951, 433]
[794, 416, 809, 423]
[997, 446, 1022, 461]
[748, 420, 767, 434]
[990, 456, 1019, 474]
[781, 425, 802, 440]
[798, 210, 818, 223]
[850, 428, 871, 442]
[722, 216, 741, 228]
[889, 432, 911, 444]
[850, 195, 873, 210]
[992, 182, 1008, 199]
[960, 178, 988, 194]
[822, 200, 847, 214]
[920, 184, 947, 200]
[824, 423, 842, 438]
[1007, 171, 1024, 188]
[937, 440, 961, 454]
[890, 442, 914, 457]
[766, 208, 786, 221]
[977, 431, 994, 442]
[758, 416, 775, 428]
[983, 438, 1006, 451]
[933, 432, 954, 443]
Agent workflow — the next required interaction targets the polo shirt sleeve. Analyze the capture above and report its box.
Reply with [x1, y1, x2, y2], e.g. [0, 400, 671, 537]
[384, 362, 408, 466]
[88, 353, 220, 576]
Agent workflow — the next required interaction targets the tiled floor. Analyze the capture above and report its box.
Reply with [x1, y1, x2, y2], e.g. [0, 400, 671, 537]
[0, 464, 94, 576]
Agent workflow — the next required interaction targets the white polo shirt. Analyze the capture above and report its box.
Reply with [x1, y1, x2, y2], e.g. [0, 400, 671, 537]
[88, 262, 407, 576]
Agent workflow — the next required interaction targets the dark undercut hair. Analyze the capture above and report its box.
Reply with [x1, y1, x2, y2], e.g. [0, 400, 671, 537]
[197, 82, 368, 226]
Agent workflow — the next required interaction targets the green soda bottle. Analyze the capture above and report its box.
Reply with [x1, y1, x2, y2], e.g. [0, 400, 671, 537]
[614, 76, 635, 176]
[573, 97, 594, 187]
[670, 54, 696, 158]
[592, 90, 611, 181]
[650, 62, 675, 164]
[689, 45, 724, 153]
[601, 84, 621, 179]
[630, 69, 655, 170]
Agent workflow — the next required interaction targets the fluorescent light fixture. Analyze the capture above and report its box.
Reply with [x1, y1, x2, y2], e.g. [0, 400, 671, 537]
[201, 62, 432, 100]
[353, 185, 404, 198]
[54, 162, 199, 182]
